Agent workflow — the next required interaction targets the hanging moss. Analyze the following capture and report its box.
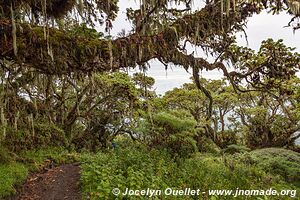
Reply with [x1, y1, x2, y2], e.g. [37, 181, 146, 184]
[0, 1, 263, 75]
[10, 4, 17, 56]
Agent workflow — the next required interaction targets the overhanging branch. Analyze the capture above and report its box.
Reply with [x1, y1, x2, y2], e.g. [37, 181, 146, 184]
[0, 3, 256, 74]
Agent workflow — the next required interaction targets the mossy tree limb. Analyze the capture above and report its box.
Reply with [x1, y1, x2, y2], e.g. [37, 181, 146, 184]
[0, 3, 254, 74]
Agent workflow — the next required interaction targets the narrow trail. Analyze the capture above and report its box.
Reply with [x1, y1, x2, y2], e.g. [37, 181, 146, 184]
[9, 164, 81, 200]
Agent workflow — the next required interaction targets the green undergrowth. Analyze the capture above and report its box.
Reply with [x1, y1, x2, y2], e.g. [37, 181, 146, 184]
[80, 143, 299, 200]
[1, 144, 299, 200]
[0, 163, 28, 198]
[0, 147, 79, 199]
[233, 148, 300, 187]
[19, 147, 79, 170]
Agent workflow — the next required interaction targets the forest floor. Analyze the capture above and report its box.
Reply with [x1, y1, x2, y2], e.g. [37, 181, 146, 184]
[1, 147, 298, 199]
[8, 164, 81, 200]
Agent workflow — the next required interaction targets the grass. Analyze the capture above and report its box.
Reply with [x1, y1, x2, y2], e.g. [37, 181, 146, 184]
[0, 147, 79, 198]
[19, 147, 79, 170]
[0, 163, 28, 198]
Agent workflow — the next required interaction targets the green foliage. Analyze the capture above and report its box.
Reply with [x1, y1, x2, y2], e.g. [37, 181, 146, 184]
[216, 130, 239, 148]
[234, 84, 300, 148]
[132, 73, 155, 91]
[113, 134, 135, 149]
[33, 123, 67, 146]
[19, 147, 79, 170]
[242, 148, 300, 186]
[94, 72, 139, 99]
[222, 144, 251, 154]
[196, 136, 221, 154]
[2, 123, 66, 152]
[80, 144, 173, 199]
[153, 110, 196, 133]
[1, 127, 32, 152]
[80, 144, 298, 200]
[162, 80, 239, 149]
[163, 83, 206, 122]
[0, 146, 14, 164]
[137, 110, 198, 157]
[0, 163, 28, 198]
[70, 72, 140, 150]
[228, 39, 300, 86]
[69, 23, 104, 39]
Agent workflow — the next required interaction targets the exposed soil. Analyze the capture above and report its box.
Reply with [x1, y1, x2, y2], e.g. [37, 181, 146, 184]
[9, 164, 81, 200]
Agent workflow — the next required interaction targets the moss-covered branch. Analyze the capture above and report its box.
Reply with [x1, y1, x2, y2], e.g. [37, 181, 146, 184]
[0, 3, 260, 74]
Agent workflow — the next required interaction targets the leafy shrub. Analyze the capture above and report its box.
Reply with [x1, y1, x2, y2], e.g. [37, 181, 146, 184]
[0, 146, 13, 164]
[80, 144, 298, 200]
[33, 123, 67, 146]
[137, 110, 198, 157]
[19, 147, 78, 170]
[113, 134, 135, 149]
[2, 123, 66, 152]
[246, 148, 300, 185]
[196, 135, 221, 154]
[218, 130, 238, 148]
[2, 127, 32, 152]
[222, 144, 251, 154]
[80, 144, 175, 199]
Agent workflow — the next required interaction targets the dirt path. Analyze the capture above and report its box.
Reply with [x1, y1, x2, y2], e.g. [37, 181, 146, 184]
[9, 164, 81, 200]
